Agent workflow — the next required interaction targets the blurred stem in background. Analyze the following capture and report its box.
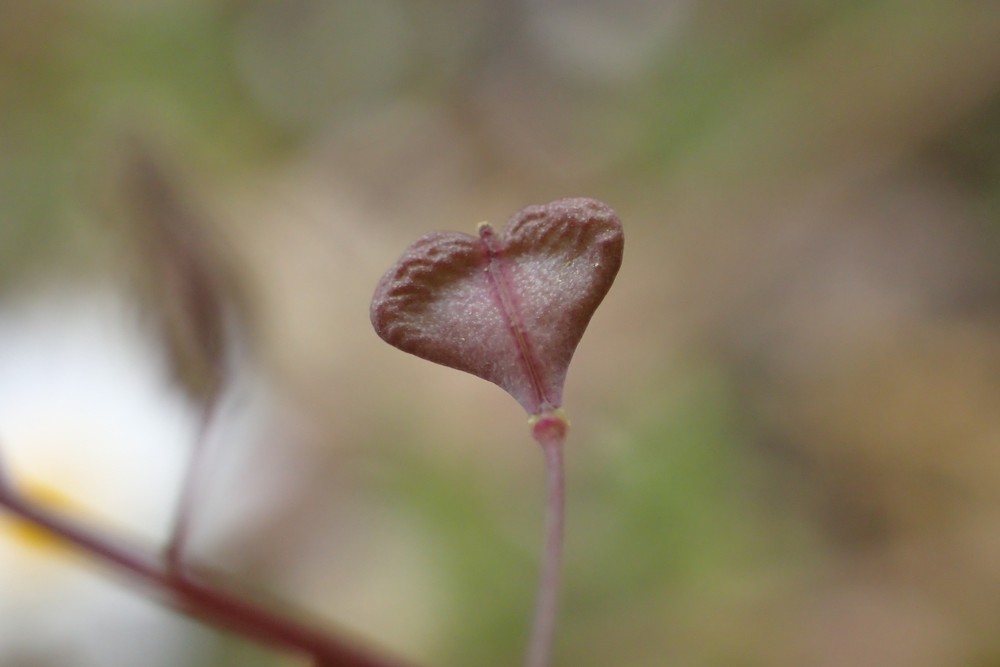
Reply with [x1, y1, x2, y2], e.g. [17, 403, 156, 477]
[0, 468, 419, 667]
[165, 401, 221, 575]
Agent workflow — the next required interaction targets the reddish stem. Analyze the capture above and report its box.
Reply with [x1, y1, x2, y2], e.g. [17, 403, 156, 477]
[526, 413, 568, 667]
[0, 483, 417, 667]
[166, 399, 219, 574]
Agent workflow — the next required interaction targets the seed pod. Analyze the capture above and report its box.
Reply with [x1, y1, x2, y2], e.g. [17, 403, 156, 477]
[119, 141, 236, 409]
[371, 198, 623, 415]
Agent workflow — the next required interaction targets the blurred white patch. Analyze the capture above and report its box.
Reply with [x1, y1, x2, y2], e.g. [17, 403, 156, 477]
[0, 285, 198, 666]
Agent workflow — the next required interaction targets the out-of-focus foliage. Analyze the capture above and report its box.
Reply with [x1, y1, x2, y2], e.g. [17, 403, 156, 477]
[1, 0, 1000, 666]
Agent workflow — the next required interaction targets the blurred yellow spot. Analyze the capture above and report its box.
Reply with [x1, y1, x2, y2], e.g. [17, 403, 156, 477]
[2, 482, 77, 554]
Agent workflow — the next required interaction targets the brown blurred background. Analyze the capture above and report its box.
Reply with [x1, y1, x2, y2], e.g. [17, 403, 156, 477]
[1, 1, 1000, 666]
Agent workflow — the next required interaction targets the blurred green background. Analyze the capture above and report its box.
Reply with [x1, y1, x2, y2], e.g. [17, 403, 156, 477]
[1, 0, 1000, 666]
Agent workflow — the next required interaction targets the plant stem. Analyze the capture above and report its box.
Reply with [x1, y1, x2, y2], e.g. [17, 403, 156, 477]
[0, 453, 8, 495]
[166, 400, 219, 573]
[526, 413, 567, 667]
[0, 483, 417, 667]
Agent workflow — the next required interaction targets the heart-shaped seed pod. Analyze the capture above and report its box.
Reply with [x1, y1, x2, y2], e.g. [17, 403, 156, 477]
[371, 198, 623, 416]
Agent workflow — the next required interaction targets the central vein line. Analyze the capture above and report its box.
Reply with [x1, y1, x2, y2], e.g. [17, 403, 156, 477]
[479, 224, 547, 411]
